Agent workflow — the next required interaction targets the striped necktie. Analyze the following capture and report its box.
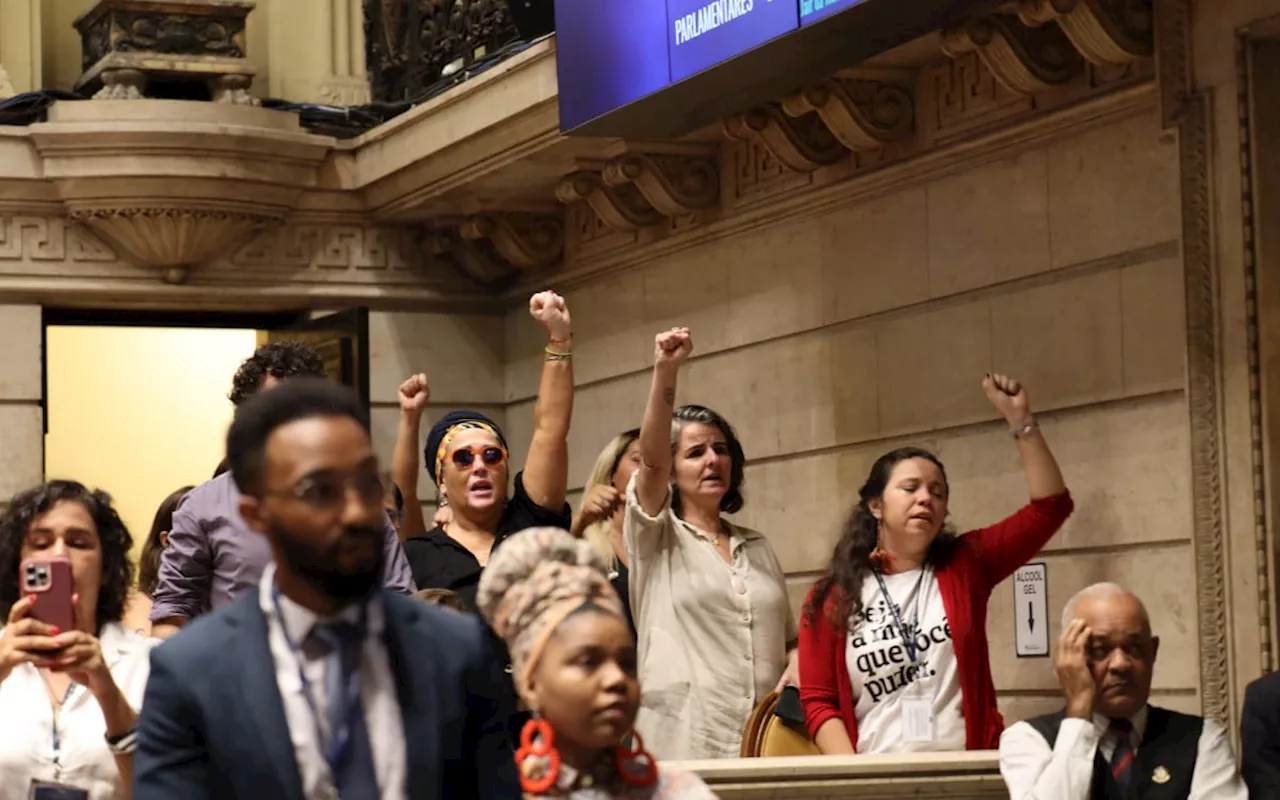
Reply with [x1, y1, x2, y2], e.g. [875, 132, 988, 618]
[1108, 717, 1135, 792]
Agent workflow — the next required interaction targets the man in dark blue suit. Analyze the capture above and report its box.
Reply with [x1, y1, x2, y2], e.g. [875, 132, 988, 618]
[133, 378, 519, 799]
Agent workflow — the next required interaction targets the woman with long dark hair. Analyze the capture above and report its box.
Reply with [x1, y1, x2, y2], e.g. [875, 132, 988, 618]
[800, 373, 1073, 755]
[0, 481, 152, 798]
[626, 328, 796, 761]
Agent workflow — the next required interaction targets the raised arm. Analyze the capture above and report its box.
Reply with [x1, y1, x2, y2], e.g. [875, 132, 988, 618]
[392, 373, 430, 541]
[982, 373, 1066, 500]
[635, 328, 692, 516]
[522, 290, 574, 512]
[973, 373, 1072, 587]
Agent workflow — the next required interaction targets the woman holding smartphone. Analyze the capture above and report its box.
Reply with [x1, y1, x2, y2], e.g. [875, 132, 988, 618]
[0, 481, 153, 800]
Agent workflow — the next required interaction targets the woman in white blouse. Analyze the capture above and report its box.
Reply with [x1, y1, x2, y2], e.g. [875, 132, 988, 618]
[0, 481, 154, 799]
[626, 327, 798, 761]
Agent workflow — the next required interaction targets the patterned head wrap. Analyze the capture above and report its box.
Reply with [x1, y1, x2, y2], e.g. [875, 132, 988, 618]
[424, 409, 508, 486]
[476, 527, 625, 702]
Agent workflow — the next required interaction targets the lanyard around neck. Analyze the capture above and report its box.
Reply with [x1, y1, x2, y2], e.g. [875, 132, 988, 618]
[872, 567, 927, 664]
[270, 586, 367, 776]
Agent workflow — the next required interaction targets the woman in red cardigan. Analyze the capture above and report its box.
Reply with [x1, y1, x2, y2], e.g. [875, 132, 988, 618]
[799, 373, 1072, 755]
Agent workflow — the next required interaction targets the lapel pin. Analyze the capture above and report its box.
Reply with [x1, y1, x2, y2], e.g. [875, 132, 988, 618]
[1152, 766, 1171, 784]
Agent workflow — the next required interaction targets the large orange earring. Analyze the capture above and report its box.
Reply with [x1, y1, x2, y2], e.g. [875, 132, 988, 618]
[869, 525, 894, 573]
[615, 729, 659, 787]
[516, 717, 561, 794]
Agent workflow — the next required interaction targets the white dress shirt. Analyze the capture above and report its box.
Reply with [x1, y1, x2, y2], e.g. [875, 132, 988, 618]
[999, 705, 1248, 799]
[0, 622, 155, 800]
[259, 564, 406, 800]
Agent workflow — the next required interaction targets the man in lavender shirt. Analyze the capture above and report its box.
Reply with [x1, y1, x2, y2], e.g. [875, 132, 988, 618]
[150, 341, 415, 638]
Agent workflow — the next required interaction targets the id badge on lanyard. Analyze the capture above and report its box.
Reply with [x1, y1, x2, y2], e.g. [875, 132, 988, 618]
[28, 782, 89, 800]
[873, 569, 936, 744]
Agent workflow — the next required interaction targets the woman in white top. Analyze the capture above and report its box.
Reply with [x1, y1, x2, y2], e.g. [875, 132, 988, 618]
[626, 327, 798, 761]
[0, 481, 154, 800]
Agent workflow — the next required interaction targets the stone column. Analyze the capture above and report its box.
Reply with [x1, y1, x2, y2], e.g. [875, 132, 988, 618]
[266, 0, 369, 105]
[0, 306, 45, 505]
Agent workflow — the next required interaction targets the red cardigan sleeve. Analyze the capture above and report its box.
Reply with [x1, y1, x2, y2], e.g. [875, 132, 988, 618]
[798, 584, 843, 737]
[963, 490, 1074, 591]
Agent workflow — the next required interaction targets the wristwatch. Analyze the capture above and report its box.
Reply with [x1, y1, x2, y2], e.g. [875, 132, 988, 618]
[104, 728, 138, 755]
[1010, 418, 1039, 439]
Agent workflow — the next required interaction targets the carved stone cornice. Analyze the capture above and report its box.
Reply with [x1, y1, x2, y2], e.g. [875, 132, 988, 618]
[600, 154, 719, 217]
[941, 13, 1085, 95]
[421, 228, 518, 292]
[457, 213, 564, 270]
[556, 171, 664, 233]
[782, 79, 915, 152]
[723, 105, 845, 173]
[1017, 0, 1153, 66]
[67, 206, 274, 284]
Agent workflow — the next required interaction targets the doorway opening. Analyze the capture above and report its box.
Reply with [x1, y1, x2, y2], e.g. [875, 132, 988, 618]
[41, 307, 369, 561]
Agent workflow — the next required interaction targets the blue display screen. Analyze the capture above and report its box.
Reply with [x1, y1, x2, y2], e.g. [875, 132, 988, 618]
[554, 0, 870, 130]
[798, 0, 864, 25]
[667, 0, 799, 81]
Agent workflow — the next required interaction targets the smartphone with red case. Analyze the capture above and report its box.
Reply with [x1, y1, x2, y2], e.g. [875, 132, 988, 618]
[20, 556, 74, 632]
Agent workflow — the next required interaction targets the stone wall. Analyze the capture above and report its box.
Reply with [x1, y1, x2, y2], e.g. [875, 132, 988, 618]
[0, 305, 45, 510]
[500, 108, 1194, 724]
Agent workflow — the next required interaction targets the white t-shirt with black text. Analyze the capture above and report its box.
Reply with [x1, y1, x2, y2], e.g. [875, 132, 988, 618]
[845, 566, 964, 753]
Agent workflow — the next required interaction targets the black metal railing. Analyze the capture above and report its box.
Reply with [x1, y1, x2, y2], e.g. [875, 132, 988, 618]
[364, 0, 522, 103]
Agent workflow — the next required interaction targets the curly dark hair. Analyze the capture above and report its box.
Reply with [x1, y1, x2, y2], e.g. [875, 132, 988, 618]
[137, 485, 195, 598]
[670, 405, 746, 515]
[803, 447, 960, 629]
[228, 340, 326, 406]
[0, 481, 135, 634]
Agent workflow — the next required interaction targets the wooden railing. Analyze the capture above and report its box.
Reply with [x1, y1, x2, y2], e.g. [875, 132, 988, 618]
[362, 0, 522, 103]
[672, 751, 1007, 798]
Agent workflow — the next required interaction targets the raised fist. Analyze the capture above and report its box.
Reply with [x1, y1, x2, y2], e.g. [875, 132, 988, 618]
[982, 372, 1031, 428]
[529, 290, 572, 342]
[398, 373, 430, 415]
[654, 327, 692, 367]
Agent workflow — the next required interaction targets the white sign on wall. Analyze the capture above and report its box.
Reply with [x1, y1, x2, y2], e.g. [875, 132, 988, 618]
[1014, 563, 1049, 658]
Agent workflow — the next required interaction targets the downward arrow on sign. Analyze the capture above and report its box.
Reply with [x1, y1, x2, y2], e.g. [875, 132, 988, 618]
[1028, 602, 1035, 633]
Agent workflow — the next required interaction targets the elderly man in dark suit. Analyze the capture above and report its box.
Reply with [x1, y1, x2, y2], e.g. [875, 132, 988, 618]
[1242, 670, 1280, 799]
[133, 378, 518, 799]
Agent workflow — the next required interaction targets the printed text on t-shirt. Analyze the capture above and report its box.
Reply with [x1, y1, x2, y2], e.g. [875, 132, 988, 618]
[851, 596, 954, 703]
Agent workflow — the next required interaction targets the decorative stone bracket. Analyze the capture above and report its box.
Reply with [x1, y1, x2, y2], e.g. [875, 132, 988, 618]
[556, 152, 719, 234]
[942, 0, 1152, 95]
[423, 212, 564, 290]
[68, 206, 274, 284]
[724, 0, 1150, 176]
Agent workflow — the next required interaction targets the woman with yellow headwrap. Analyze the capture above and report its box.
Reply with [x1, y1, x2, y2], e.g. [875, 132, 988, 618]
[478, 528, 718, 799]
[403, 290, 577, 613]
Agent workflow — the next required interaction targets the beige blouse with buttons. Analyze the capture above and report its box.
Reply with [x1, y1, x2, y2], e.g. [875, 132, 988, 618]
[624, 475, 797, 761]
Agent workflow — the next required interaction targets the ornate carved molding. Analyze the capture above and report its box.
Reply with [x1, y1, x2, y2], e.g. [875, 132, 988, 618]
[1153, 0, 1191, 127]
[457, 213, 564, 270]
[782, 78, 915, 152]
[1177, 93, 1230, 727]
[601, 154, 719, 217]
[1235, 35, 1274, 674]
[940, 14, 1085, 95]
[556, 171, 664, 233]
[723, 105, 845, 173]
[68, 207, 273, 284]
[0, 215, 121, 265]
[229, 223, 421, 272]
[1017, 0, 1154, 66]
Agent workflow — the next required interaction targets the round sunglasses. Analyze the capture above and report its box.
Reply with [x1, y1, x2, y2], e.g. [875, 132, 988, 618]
[451, 445, 507, 470]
